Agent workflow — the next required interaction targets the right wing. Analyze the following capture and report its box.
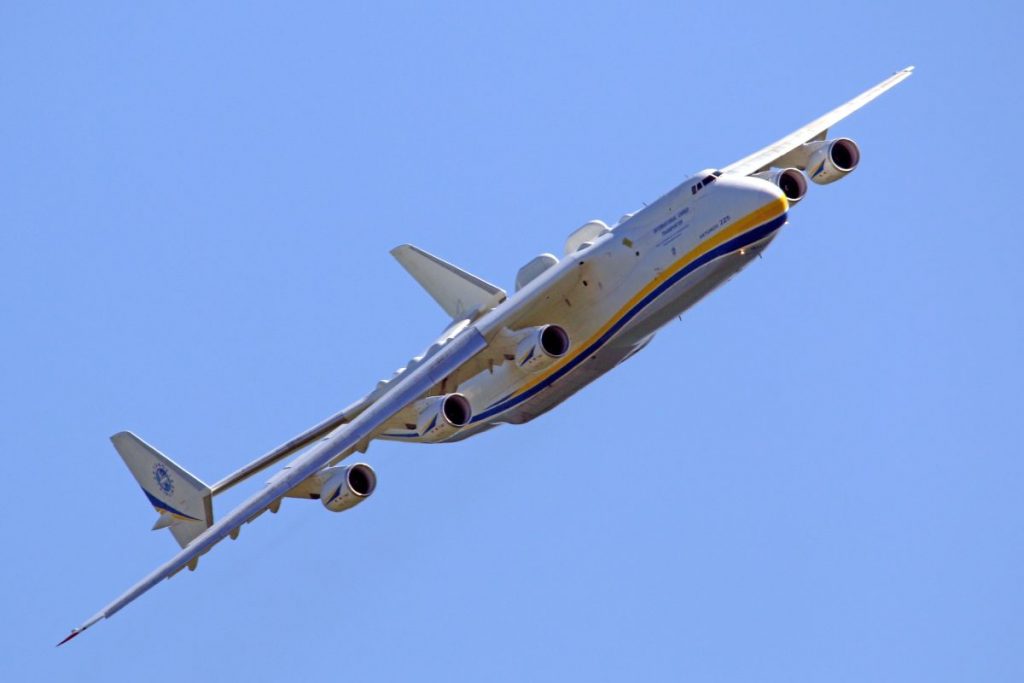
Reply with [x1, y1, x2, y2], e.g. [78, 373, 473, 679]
[207, 393, 377, 495]
[59, 324, 488, 645]
[721, 66, 914, 177]
[60, 151, 622, 644]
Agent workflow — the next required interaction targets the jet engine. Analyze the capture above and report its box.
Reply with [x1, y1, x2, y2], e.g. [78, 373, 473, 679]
[415, 393, 472, 441]
[319, 463, 377, 512]
[515, 324, 570, 371]
[753, 168, 808, 204]
[802, 138, 860, 185]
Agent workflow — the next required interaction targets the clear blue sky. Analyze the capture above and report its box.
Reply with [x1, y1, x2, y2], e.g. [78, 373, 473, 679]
[4, 2, 1022, 680]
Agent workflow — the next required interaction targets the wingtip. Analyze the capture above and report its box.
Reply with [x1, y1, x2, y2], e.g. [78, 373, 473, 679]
[56, 629, 82, 647]
[58, 613, 102, 646]
[904, 65, 915, 73]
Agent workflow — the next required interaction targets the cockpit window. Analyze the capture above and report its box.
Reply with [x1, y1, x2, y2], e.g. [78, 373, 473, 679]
[691, 171, 722, 196]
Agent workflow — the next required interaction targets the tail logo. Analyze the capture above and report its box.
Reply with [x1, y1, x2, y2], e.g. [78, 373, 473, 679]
[152, 463, 175, 496]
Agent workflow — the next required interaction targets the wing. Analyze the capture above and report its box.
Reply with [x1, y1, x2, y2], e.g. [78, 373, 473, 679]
[59, 325, 488, 645]
[376, 248, 591, 414]
[206, 393, 378, 495]
[721, 66, 914, 177]
[391, 244, 507, 320]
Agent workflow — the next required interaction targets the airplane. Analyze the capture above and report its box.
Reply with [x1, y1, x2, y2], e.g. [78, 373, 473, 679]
[59, 66, 914, 645]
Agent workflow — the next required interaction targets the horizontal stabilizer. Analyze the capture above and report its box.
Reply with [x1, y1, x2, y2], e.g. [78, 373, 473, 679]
[391, 244, 506, 319]
[111, 432, 214, 548]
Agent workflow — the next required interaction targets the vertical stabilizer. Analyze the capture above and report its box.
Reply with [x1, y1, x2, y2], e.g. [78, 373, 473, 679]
[111, 432, 214, 548]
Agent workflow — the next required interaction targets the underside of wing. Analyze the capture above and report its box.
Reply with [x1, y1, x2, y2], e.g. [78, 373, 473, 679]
[60, 326, 489, 644]
[722, 66, 914, 177]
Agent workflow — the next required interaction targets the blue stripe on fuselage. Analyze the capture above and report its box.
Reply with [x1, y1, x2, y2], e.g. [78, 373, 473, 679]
[471, 212, 787, 423]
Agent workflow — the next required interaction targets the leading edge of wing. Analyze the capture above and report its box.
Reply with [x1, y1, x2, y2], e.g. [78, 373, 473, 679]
[721, 66, 914, 177]
[59, 325, 488, 645]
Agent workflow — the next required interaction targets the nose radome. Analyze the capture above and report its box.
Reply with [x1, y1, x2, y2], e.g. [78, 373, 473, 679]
[717, 173, 788, 213]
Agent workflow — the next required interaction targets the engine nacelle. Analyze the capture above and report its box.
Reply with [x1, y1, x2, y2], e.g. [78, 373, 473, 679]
[515, 324, 570, 372]
[319, 463, 377, 513]
[753, 167, 808, 204]
[415, 393, 472, 441]
[803, 137, 860, 185]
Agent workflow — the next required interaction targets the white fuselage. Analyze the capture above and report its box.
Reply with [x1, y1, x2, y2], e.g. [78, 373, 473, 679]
[380, 171, 788, 442]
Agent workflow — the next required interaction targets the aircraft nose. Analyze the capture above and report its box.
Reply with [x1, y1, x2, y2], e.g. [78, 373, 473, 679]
[745, 174, 788, 208]
[715, 173, 789, 218]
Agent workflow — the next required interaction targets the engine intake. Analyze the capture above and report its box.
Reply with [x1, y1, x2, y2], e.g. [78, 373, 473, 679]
[415, 393, 472, 441]
[804, 137, 860, 185]
[319, 463, 377, 513]
[439, 393, 471, 427]
[516, 324, 570, 371]
[753, 168, 808, 204]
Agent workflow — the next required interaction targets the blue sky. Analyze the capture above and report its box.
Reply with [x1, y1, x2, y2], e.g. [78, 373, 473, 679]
[3, 1, 1022, 680]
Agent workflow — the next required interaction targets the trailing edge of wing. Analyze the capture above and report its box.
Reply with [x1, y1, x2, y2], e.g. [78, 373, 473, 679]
[721, 66, 914, 177]
[59, 326, 488, 645]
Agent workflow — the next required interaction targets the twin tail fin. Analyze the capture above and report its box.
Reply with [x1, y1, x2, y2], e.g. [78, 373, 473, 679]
[111, 431, 213, 548]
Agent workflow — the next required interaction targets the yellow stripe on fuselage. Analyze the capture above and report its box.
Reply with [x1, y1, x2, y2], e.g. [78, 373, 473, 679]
[498, 195, 788, 405]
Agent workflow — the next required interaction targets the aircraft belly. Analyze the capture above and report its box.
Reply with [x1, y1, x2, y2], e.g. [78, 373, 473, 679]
[456, 232, 779, 432]
[615, 232, 777, 345]
[499, 340, 638, 424]
[502, 248, 750, 424]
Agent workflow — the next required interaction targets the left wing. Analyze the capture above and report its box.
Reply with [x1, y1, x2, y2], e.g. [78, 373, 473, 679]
[391, 244, 507, 320]
[59, 325, 488, 645]
[721, 66, 914, 177]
